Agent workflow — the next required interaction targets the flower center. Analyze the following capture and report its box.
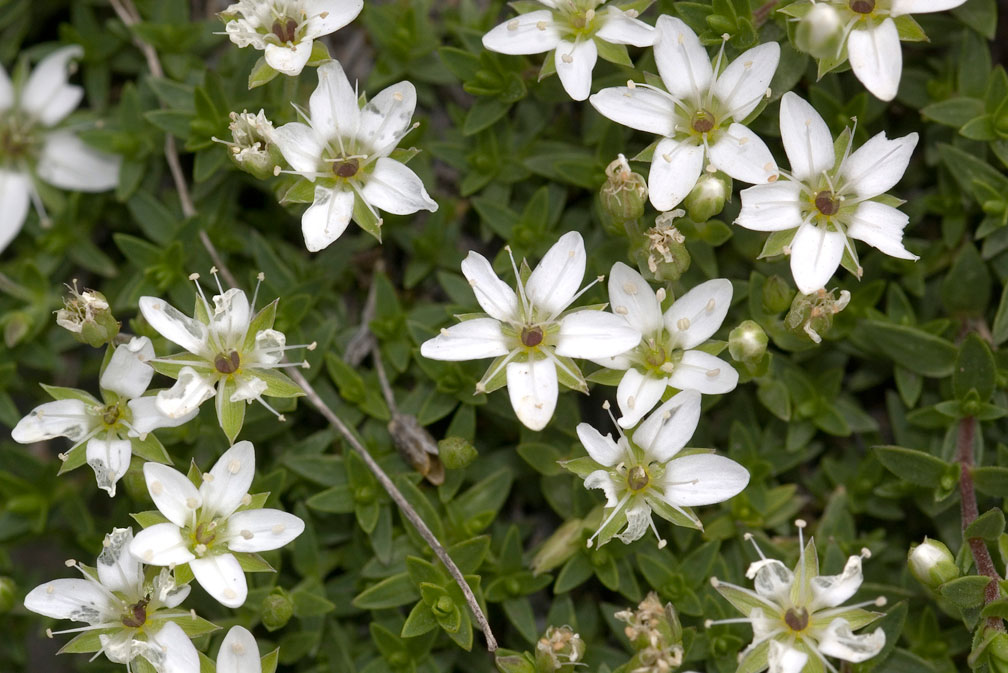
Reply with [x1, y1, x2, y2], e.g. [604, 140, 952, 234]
[332, 158, 360, 178]
[120, 596, 150, 628]
[644, 345, 667, 369]
[814, 190, 840, 216]
[214, 350, 241, 374]
[194, 521, 218, 547]
[784, 607, 810, 632]
[0, 116, 34, 161]
[627, 465, 650, 491]
[271, 17, 299, 43]
[101, 403, 121, 427]
[691, 110, 716, 134]
[849, 0, 875, 13]
[520, 326, 544, 348]
[569, 8, 596, 31]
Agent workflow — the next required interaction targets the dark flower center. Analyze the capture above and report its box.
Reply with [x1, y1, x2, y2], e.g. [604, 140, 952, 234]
[121, 596, 150, 628]
[271, 18, 299, 43]
[333, 158, 360, 178]
[627, 465, 650, 491]
[849, 0, 875, 13]
[194, 521, 217, 546]
[0, 121, 32, 159]
[520, 326, 544, 348]
[814, 190, 840, 216]
[691, 110, 716, 134]
[784, 607, 810, 631]
[214, 350, 241, 374]
[102, 403, 121, 426]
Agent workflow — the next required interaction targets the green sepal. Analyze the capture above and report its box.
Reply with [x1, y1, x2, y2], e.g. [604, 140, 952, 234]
[736, 639, 770, 673]
[175, 562, 195, 585]
[554, 355, 588, 393]
[233, 551, 276, 573]
[559, 456, 602, 479]
[131, 433, 172, 465]
[893, 14, 927, 42]
[261, 649, 280, 673]
[243, 299, 279, 352]
[149, 353, 208, 379]
[40, 384, 100, 405]
[538, 52, 557, 81]
[216, 378, 246, 444]
[711, 579, 776, 619]
[306, 40, 331, 66]
[148, 611, 220, 638]
[478, 355, 511, 393]
[193, 294, 210, 324]
[130, 510, 170, 528]
[758, 229, 796, 259]
[279, 178, 316, 205]
[648, 497, 701, 530]
[58, 444, 88, 474]
[249, 57, 280, 89]
[239, 491, 271, 511]
[632, 138, 660, 163]
[592, 498, 632, 547]
[595, 39, 633, 67]
[256, 368, 305, 398]
[585, 367, 626, 386]
[353, 193, 383, 242]
[57, 628, 118, 654]
[389, 146, 421, 164]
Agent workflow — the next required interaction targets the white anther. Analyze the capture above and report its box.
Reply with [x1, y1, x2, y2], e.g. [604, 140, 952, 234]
[677, 318, 690, 331]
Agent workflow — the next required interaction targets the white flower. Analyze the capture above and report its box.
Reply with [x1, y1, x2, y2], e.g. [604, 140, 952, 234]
[481, 0, 655, 101]
[129, 441, 305, 608]
[0, 45, 120, 253]
[710, 521, 887, 673]
[221, 0, 363, 76]
[735, 92, 918, 294]
[24, 528, 200, 673]
[589, 17, 779, 210]
[272, 61, 437, 251]
[11, 336, 195, 497]
[562, 391, 749, 547]
[218, 626, 263, 673]
[595, 262, 738, 427]
[139, 272, 309, 443]
[420, 231, 641, 430]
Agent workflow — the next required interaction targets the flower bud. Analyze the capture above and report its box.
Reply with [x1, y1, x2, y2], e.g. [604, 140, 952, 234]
[535, 626, 585, 672]
[0, 577, 15, 612]
[438, 436, 477, 470]
[221, 109, 283, 180]
[55, 284, 119, 348]
[600, 154, 648, 224]
[729, 320, 768, 364]
[2, 311, 31, 347]
[785, 288, 850, 344]
[615, 592, 683, 652]
[795, 3, 845, 60]
[684, 172, 730, 222]
[633, 211, 690, 282]
[260, 587, 295, 631]
[496, 651, 537, 673]
[907, 538, 959, 589]
[987, 633, 1008, 673]
[762, 275, 794, 314]
[531, 518, 586, 575]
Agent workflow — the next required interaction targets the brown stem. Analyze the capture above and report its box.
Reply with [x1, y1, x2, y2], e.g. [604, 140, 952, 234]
[753, 0, 779, 27]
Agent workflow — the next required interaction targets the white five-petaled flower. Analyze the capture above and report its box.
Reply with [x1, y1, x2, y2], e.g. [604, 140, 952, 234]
[735, 92, 918, 294]
[595, 262, 738, 428]
[0, 45, 120, 253]
[481, 0, 655, 101]
[139, 272, 308, 443]
[562, 391, 749, 547]
[129, 441, 305, 608]
[273, 61, 437, 251]
[590, 16, 780, 210]
[710, 521, 887, 673]
[221, 0, 363, 76]
[24, 528, 200, 673]
[420, 231, 641, 431]
[12, 336, 196, 497]
[218, 626, 263, 673]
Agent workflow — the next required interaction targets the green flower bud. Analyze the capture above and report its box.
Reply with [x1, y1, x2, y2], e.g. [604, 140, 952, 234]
[0, 577, 15, 612]
[600, 154, 648, 224]
[495, 651, 537, 673]
[438, 436, 478, 470]
[535, 626, 585, 672]
[261, 587, 295, 631]
[762, 275, 794, 314]
[221, 109, 284, 180]
[530, 517, 586, 575]
[684, 172, 730, 222]
[785, 288, 850, 344]
[988, 633, 1008, 673]
[729, 320, 768, 364]
[795, 3, 844, 60]
[634, 210, 690, 282]
[56, 284, 119, 348]
[907, 538, 959, 589]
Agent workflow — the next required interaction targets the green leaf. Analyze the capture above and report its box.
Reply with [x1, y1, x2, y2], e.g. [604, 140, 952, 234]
[261, 649, 280, 673]
[353, 573, 419, 609]
[860, 321, 958, 378]
[306, 484, 355, 513]
[463, 97, 510, 135]
[953, 334, 997, 402]
[939, 574, 992, 609]
[402, 601, 439, 637]
[921, 98, 986, 127]
[972, 467, 1008, 497]
[940, 243, 991, 315]
[965, 508, 1006, 540]
[873, 445, 952, 488]
[992, 283, 1008, 346]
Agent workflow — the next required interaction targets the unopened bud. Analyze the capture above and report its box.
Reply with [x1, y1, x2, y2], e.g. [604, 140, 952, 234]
[908, 538, 959, 589]
[495, 651, 537, 673]
[785, 288, 850, 344]
[0, 577, 15, 612]
[55, 284, 119, 347]
[219, 109, 283, 180]
[535, 626, 585, 672]
[729, 320, 768, 363]
[531, 517, 586, 575]
[260, 587, 294, 631]
[600, 154, 648, 225]
[633, 211, 690, 282]
[438, 436, 477, 470]
[795, 3, 845, 60]
[684, 172, 730, 222]
[762, 275, 794, 314]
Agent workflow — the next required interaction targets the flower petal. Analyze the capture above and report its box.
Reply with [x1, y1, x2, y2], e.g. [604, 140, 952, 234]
[128, 396, 198, 436]
[144, 462, 203, 527]
[21, 46, 84, 126]
[714, 41, 779, 120]
[155, 367, 216, 420]
[632, 390, 701, 461]
[846, 200, 918, 260]
[616, 500, 653, 544]
[226, 508, 305, 553]
[24, 578, 114, 623]
[358, 80, 417, 154]
[667, 350, 739, 395]
[130, 523, 196, 566]
[360, 157, 438, 214]
[890, 0, 967, 14]
[779, 92, 834, 182]
[615, 368, 668, 429]
[555, 310, 641, 358]
[0, 63, 12, 109]
[216, 625, 262, 673]
[576, 423, 624, 467]
[97, 528, 143, 595]
[847, 19, 902, 102]
[147, 621, 201, 673]
[506, 357, 558, 431]
[817, 620, 886, 663]
[584, 469, 619, 507]
[840, 130, 918, 199]
[460, 251, 519, 322]
[653, 16, 713, 101]
[767, 640, 808, 673]
[0, 169, 31, 252]
[302, 185, 354, 252]
[735, 181, 804, 232]
[101, 336, 155, 400]
[648, 136, 704, 211]
[708, 123, 778, 185]
[810, 553, 865, 610]
[87, 438, 132, 497]
[595, 8, 656, 47]
[663, 278, 733, 348]
[482, 10, 561, 55]
[589, 85, 677, 136]
[789, 223, 846, 294]
[745, 558, 794, 604]
[12, 398, 94, 443]
[139, 297, 210, 357]
[201, 441, 255, 519]
[525, 231, 586, 318]
[554, 39, 597, 101]
[662, 453, 749, 506]
[420, 318, 510, 361]
[189, 553, 247, 608]
[305, 0, 363, 34]
[210, 288, 251, 348]
[36, 132, 120, 192]
[273, 122, 323, 175]
[608, 262, 662, 335]
[264, 39, 312, 76]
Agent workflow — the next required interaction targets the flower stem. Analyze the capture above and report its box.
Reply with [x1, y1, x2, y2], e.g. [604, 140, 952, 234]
[753, 0, 779, 27]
